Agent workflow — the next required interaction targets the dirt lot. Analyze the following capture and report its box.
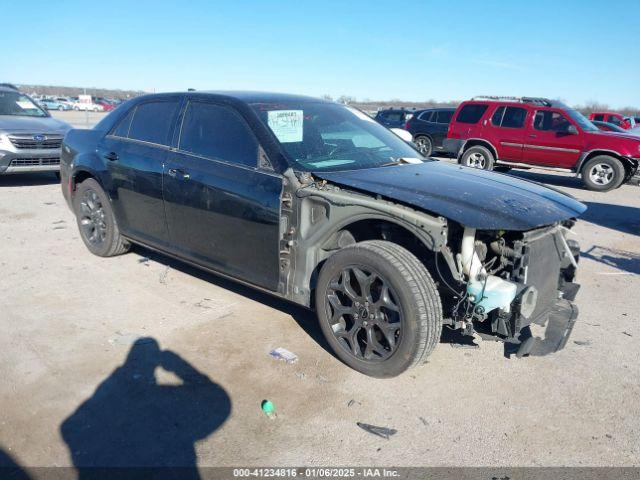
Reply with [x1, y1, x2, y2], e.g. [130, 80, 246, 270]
[0, 111, 639, 468]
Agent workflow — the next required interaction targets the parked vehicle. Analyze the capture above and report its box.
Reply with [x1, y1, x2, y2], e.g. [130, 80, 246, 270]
[61, 92, 585, 377]
[588, 111, 634, 130]
[54, 97, 75, 108]
[0, 86, 71, 175]
[72, 95, 105, 112]
[38, 98, 71, 111]
[374, 108, 414, 128]
[404, 108, 455, 156]
[444, 97, 640, 191]
[94, 98, 116, 112]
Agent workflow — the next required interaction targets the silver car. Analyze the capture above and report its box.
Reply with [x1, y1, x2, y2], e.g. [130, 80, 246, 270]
[0, 86, 72, 175]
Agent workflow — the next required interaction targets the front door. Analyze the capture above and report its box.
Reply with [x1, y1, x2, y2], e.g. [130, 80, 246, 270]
[99, 98, 182, 248]
[524, 109, 583, 169]
[163, 100, 282, 291]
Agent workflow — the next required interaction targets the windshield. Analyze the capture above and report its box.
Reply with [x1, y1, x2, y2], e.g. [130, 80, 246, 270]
[0, 91, 48, 117]
[251, 101, 423, 172]
[565, 108, 598, 132]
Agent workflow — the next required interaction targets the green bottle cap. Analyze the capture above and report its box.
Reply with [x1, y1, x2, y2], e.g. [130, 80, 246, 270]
[261, 400, 274, 414]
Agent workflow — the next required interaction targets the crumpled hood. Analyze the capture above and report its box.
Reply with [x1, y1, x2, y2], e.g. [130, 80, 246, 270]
[314, 161, 587, 231]
[0, 115, 72, 134]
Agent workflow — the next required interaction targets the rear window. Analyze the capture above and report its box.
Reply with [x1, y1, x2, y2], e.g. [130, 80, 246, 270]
[435, 110, 453, 123]
[179, 102, 258, 167]
[382, 111, 404, 122]
[501, 107, 526, 128]
[456, 104, 488, 124]
[128, 101, 180, 146]
[419, 111, 434, 121]
[490, 106, 526, 128]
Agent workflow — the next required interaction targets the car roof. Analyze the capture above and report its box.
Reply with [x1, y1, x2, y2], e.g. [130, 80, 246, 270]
[134, 90, 331, 105]
[461, 97, 568, 109]
[0, 85, 20, 93]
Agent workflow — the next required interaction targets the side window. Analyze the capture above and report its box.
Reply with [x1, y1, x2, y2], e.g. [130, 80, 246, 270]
[179, 102, 258, 168]
[456, 104, 488, 124]
[608, 115, 621, 126]
[500, 107, 527, 128]
[436, 110, 453, 123]
[420, 111, 434, 122]
[593, 114, 605, 121]
[533, 111, 571, 132]
[491, 106, 505, 126]
[110, 108, 135, 137]
[128, 101, 180, 146]
[384, 111, 403, 122]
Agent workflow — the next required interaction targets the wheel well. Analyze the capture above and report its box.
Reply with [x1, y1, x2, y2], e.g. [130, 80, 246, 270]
[461, 140, 497, 161]
[414, 133, 433, 140]
[580, 150, 637, 176]
[72, 170, 95, 192]
[309, 219, 438, 292]
[308, 218, 457, 316]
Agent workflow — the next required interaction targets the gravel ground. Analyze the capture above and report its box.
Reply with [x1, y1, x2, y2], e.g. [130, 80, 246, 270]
[0, 111, 638, 469]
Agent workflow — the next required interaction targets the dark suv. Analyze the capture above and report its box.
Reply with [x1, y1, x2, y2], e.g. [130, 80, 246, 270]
[404, 108, 455, 156]
[61, 92, 585, 378]
[444, 97, 640, 191]
[373, 108, 414, 128]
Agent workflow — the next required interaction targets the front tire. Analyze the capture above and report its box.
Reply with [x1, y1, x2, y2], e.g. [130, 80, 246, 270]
[461, 145, 495, 170]
[73, 178, 130, 257]
[414, 135, 433, 157]
[315, 240, 443, 378]
[581, 155, 625, 191]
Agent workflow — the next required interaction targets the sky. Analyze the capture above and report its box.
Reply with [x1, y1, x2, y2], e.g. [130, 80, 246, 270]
[3, 0, 639, 108]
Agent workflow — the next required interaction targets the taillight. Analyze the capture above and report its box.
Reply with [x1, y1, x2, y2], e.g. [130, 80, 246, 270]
[447, 121, 455, 139]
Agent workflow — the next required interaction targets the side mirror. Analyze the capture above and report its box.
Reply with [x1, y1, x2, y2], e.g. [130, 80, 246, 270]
[390, 128, 413, 142]
[566, 125, 578, 135]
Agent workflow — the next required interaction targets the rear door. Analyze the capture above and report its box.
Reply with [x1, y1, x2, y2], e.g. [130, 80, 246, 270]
[163, 100, 282, 290]
[523, 109, 583, 168]
[99, 98, 182, 248]
[490, 105, 527, 161]
[432, 109, 454, 149]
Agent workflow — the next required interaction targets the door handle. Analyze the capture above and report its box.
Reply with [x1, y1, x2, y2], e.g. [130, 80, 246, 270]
[104, 151, 119, 161]
[168, 168, 190, 180]
[528, 134, 537, 138]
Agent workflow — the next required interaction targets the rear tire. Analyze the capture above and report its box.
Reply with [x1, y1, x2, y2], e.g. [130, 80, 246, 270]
[73, 178, 130, 257]
[315, 240, 442, 378]
[581, 155, 625, 191]
[414, 135, 433, 157]
[461, 145, 495, 170]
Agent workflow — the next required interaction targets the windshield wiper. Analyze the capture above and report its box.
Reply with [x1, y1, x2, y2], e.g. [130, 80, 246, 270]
[379, 157, 424, 167]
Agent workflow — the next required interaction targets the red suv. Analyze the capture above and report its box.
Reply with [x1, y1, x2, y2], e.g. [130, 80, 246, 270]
[444, 97, 640, 191]
[589, 112, 634, 130]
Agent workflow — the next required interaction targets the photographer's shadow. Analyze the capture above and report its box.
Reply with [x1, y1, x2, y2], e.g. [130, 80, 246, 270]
[60, 338, 231, 478]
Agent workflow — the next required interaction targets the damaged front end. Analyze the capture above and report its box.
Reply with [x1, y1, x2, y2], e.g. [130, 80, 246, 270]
[443, 222, 581, 357]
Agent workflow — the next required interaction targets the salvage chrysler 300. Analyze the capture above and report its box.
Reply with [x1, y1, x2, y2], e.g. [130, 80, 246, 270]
[60, 92, 585, 377]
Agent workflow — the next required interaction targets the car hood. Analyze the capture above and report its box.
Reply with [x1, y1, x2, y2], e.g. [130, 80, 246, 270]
[0, 115, 72, 134]
[313, 161, 587, 231]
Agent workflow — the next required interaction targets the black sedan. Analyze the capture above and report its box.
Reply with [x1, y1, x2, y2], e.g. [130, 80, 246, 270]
[61, 92, 585, 377]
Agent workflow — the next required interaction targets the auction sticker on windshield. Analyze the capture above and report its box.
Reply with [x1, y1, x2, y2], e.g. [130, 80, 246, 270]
[267, 110, 303, 143]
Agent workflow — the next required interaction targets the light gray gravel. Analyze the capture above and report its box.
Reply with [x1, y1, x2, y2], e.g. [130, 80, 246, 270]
[0, 113, 638, 468]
